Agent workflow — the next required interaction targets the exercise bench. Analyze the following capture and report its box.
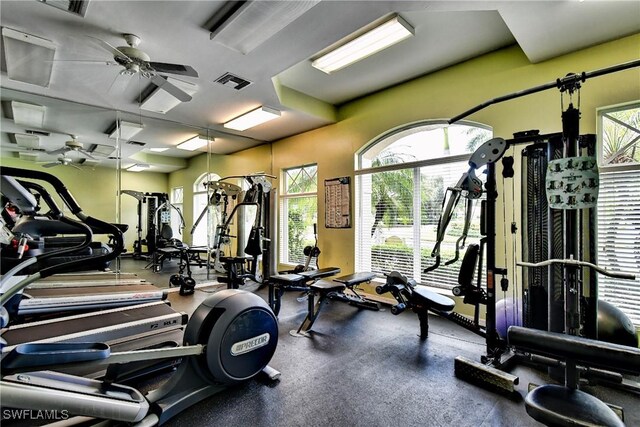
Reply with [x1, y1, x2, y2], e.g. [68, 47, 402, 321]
[268, 267, 341, 315]
[290, 272, 379, 337]
[508, 326, 640, 427]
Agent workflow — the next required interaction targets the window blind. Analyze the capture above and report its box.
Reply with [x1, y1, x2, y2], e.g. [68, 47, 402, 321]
[597, 168, 640, 325]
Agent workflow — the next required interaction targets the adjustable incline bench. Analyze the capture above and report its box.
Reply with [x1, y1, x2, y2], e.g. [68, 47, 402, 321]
[268, 267, 341, 315]
[290, 272, 380, 337]
[508, 326, 640, 426]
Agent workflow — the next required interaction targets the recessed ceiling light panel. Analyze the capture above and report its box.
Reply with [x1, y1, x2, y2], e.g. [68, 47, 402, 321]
[11, 101, 46, 128]
[177, 135, 212, 151]
[140, 77, 198, 114]
[2, 28, 56, 87]
[223, 106, 280, 131]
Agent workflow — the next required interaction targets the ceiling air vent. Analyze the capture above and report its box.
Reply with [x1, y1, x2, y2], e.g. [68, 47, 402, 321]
[126, 140, 146, 147]
[215, 73, 252, 90]
[26, 129, 50, 137]
[37, 0, 90, 17]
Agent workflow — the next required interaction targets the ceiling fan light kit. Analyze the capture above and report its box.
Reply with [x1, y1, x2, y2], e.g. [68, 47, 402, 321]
[311, 15, 414, 74]
[223, 106, 281, 131]
[2, 27, 56, 87]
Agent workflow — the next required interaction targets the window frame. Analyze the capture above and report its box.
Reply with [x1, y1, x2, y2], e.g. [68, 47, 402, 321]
[596, 100, 640, 327]
[279, 163, 318, 267]
[355, 119, 492, 289]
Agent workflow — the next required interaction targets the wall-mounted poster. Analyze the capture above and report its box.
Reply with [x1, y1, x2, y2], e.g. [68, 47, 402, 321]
[325, 177, 351, 228]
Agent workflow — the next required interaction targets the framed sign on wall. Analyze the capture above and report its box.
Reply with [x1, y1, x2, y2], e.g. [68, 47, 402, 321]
[325, 177, 351, 228]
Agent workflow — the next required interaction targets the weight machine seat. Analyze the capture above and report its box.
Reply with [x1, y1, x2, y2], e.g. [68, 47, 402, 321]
[310, 280, 346, 293]
[333, 272, 376, 287]
[413, 285, 456, 312]
[525, 384, 624, 427]
[220, 256, 253, 264]
[298, 267, 341, 279]
[269, 273, 304, 284]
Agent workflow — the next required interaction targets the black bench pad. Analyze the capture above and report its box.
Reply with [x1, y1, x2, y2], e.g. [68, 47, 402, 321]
[270, 273, 304, 284]
[413, 285, 455, 312]
[525, 384, 624, 427]
[310, 280, 346, 292]
[508, 326, 640, 375]
[333, 272, 375, 287]
[298, 267, 341, 279]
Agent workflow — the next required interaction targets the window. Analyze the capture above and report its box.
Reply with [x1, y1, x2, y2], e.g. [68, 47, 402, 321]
[192, 172, 220, 247]
[170, 186, 184, 239]
[280, 164, 318, 265]
[355, 121, 492, 289]
[597, 102, 640, 326]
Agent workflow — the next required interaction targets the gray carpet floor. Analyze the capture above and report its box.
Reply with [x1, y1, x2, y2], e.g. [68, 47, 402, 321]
[120, 258, 640, 427]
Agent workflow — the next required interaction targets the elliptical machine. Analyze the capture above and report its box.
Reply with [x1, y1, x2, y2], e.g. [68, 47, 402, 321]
[0, 167, 280, 426]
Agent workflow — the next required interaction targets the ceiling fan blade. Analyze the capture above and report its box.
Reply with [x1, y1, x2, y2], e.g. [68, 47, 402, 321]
[47, 60, 119, 66]
[47, 147, 69, 156]
[86, 35, 133, 62]
[149, 75, 192, 102]
[42, 163, 59, 168]
[148, 62, 198, 78]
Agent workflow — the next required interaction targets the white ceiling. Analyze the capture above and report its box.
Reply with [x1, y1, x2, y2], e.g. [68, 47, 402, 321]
[1, 0, 639, 172]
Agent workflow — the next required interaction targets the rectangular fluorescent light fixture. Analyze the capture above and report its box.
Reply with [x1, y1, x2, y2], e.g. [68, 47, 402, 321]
[149, 147, 170, 152]
[14, 133, 40, 149]
[2, 28, 56, 87]
[11, 101, 46, 128]
[140, 77, 198, 114]
[223, 106, 280, 131]
[108, 120, 144, 141]
[177, 135, 212, 151]
[127, 164, 150, 172]
[312, 15, 414, 74]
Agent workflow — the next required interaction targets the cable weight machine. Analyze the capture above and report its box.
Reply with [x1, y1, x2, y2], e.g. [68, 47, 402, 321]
[446, 59, 640, 423]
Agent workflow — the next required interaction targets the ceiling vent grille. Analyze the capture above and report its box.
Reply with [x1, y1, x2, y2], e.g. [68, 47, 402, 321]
[126, 140, 146, 147]
[215, 73, 252, 90]
[37, 0, 90, 17]
[26, 129, 50, 136]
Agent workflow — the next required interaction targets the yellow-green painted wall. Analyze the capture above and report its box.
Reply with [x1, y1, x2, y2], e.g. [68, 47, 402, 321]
[269, 35, 640, 273]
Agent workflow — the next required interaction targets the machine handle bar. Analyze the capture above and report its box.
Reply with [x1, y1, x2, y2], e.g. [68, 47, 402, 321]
[517, 259, 635, 280]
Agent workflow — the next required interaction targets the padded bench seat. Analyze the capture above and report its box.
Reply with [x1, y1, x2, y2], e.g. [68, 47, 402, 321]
[310, 280, 345, 293]
[413, 285, 456, 312]
[525, 384, 624, 427]
[333, 272, 376, 287]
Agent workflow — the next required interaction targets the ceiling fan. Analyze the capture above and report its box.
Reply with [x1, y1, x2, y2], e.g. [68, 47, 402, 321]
[47, 136, 96, 159]
[41, 156, 81, 170]
[87, 33, 198, 102]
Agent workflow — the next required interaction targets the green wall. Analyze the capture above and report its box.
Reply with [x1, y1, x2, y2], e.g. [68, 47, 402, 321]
[1, 157, 168, 252]
[268, 34, 640, 273]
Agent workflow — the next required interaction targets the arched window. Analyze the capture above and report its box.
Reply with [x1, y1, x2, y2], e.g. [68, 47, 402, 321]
[355, 120, 492, 289]
[192, 172, 220, 247]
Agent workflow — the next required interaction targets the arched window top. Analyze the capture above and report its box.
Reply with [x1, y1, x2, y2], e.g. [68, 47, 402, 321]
[193, 172, 220, 192]
[357, 120, 492, 170]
